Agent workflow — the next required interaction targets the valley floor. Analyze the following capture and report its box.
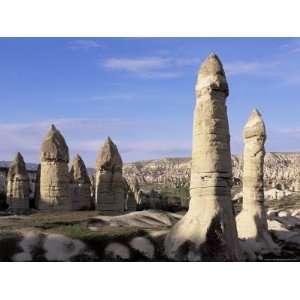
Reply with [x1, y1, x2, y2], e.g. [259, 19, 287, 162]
[1, 193, 300, 262]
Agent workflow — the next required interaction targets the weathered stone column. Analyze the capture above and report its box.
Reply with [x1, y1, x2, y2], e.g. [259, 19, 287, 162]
[6, 152, 30, 212]
[236, 110, 279, 257]
[39, 125, 71, 210]
[124, 178, 137, 211]
[70, 154, 92, 210]
[165, 53, 241, 261]
[95, 137, 126, 212]
[34, 163, 41, 209]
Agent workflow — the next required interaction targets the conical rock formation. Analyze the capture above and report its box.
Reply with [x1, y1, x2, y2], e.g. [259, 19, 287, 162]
[165, 54, 242, 261]
[39, 125, 71, 210]
[236, 110, 280, 259]
[70, 154, 92, 210]
[6, 152, 30, 212]
[95, 137, 126, 211]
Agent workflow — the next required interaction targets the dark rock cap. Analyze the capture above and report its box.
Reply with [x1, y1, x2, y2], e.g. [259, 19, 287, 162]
[96, 137, 123, 171]
[244, 109, 266, 140]
[70, 154, 90, 184]
[196, 53, 229, 96]
[7, 152, 29, 179]
[40, 124, 69, 162]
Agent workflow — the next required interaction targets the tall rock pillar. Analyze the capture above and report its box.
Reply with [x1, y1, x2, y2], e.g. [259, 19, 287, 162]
[236, 110, 279, 258]
[70, 154, 92, 210]
[6, 152, 30, 212]
[39, 125, 71, 210]
[165, 54, 241, 261]
[95, 137, 126, 212]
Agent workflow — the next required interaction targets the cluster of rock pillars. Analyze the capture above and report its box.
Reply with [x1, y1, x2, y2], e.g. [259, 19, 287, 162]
[2, 53, 281, 261]
[5, 128, 137, 213]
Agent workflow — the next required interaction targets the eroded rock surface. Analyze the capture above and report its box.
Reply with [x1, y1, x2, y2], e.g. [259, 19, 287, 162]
[70, 155, 92, 210]
[236, 110, 279, 259]
[95, 137, 127, 212]
[6, 152, 30, 212]
[39, 125, 71, 210]
[165, 54, 241, 261]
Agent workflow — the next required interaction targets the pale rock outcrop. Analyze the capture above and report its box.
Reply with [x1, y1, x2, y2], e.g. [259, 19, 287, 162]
[129, 177, 141, 206]
[39, 125, 71, 210]
[6, 152, 30, 212]
[124, 179, 137, 211]
[95, 137, 126, 211]
[34, 164, 41, 209]
[165, 54, 241, 261]
[70, 154, 92, 210]
[236, 110, 279, 258]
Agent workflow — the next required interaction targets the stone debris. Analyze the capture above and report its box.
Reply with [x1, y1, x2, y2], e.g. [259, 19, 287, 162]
[6, 152, 30, 212]
[236, 110, 279, 258]
[104, 242, 130, 260]
[39, 125, 71, 210]
[95, 137, 127, 212]
[69, 154, 92, 210]
[165, 54, 241, 261]
[129, 237, 155, 259]
[43, 233, 92, 261]
[88, 210, 182, 229]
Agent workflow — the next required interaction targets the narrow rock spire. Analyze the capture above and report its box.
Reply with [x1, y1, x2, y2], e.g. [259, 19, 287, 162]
[165, 54, 241, 261]
[6, 152, 30, 212]
[40, 124, 69, 162]
[39, 124, 71, 210]
[95, 137, 126, 211]
[70, 154, 92, 210]
[236, 109, 279, 259]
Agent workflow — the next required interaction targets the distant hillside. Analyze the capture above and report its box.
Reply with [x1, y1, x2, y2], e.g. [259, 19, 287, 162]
[123, 152, 300, 189]
[2, 152, 300, 188]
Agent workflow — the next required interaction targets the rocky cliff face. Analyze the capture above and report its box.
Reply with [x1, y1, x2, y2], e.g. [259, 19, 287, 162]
[123, 152, 300, 191]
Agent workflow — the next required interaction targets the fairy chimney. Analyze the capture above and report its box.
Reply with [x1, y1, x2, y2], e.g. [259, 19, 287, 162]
[39, 124, 71, 210]
[95, 137, 126, 211]
[165, 54, 242, 261]
[6, 152, 30, 212]
[69, 154, 92, 210]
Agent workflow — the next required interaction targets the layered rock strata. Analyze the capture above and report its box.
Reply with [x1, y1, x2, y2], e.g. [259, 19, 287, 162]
[236, 110, 279, 258]
[165, 54, 242, 261]
[95, 137, 126, 212]
[6, 152, 30, 212]
[39, 125, 71, 210]
[70, 155, 92, 210]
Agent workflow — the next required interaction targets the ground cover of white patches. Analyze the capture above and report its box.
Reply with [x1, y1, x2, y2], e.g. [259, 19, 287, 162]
[267, 209, 300, 248]
[43, 233, 93, 261]
[13, 231, 41, 262]
[104, 243, 130, 260]
[129, 237, 155, 259]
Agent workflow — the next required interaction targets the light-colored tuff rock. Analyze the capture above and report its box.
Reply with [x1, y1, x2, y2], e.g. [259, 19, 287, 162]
[128, 177, 141, 206]
[95, 137, 126, 211]
[123, 153, 300, 197]
[236, 110, 279, 258]
[34, 164, 41, 209]
[70, 155, 92, 210]
[124, 180, 137, 211]
[165, 54, 241, 261]
[39, 125, 71, 210]
[6, 152, 30, 212]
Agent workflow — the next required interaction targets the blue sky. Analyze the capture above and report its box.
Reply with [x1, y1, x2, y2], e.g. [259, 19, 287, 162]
[1, 37, 300, 167]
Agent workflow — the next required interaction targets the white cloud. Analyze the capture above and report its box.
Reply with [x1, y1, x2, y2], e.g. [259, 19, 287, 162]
[103, 57, 170, 72]
[102, 57, 184, 79]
